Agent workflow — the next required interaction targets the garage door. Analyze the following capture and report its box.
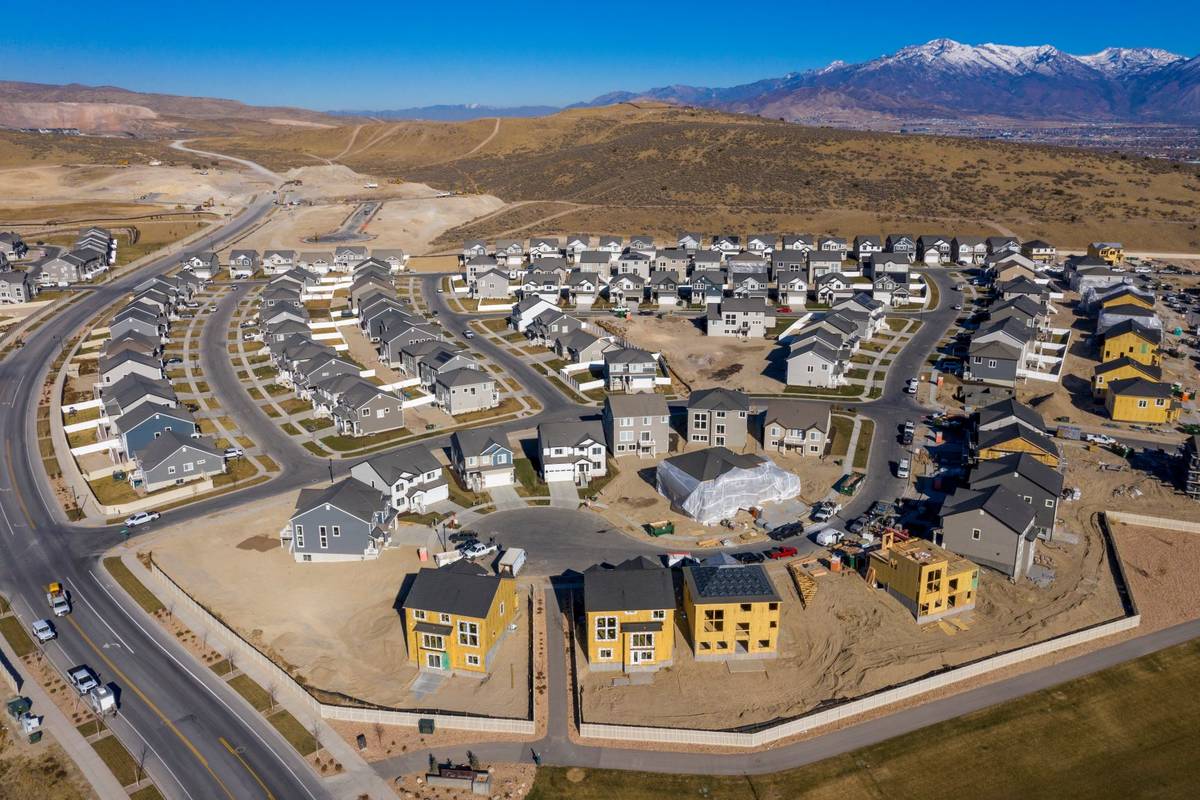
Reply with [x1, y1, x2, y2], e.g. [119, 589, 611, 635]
[483, 470, 511, 488]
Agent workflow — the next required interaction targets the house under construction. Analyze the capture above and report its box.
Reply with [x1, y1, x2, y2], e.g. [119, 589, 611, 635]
[868, 531, 979, 624]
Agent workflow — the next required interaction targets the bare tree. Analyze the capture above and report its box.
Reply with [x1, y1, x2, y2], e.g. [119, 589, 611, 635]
[372, 721, 384, 747]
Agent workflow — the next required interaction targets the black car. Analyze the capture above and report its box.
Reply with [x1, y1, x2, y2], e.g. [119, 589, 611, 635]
[768, 522, 805, 541]
[447, 530, 476, 544]
[901, 431, 914, 446]
[163, 356, 183, 366]
[733, 551, 765, 564]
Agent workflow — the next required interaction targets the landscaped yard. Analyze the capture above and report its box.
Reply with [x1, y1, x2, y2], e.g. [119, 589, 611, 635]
[853, 419, 875, 470]
[88, 476, 140, 506]
[320, 427, 412, 452]
[828, 414, 854, 457]
[513, 458, 547, 497]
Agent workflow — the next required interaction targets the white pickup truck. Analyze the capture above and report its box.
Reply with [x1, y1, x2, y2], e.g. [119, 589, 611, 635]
[45, 582, 70, 617]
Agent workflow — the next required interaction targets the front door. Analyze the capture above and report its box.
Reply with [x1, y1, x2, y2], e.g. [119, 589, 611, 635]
[425, 652, 446, 670]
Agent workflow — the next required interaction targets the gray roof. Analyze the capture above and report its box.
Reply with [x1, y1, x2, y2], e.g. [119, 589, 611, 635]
[977, 424, 1060, 460]
[452, 426, 511, 458]
[294, 477, 384, 522]
[1107, 377, 1174, 399]
[113, 403, 195, 435]
[603, 347, 654, 365]
[970, 452, 1064, 498]
[361, 445, 442, 485]
[978, 399, 1046, 433]
[689, 387, 749, 413]
[942, 484, 1038, 539]
[584, 557, 674, 613]
[539, 420, 606, 451]
[405, 561, 503, 618]
[718, 297, 771, 313]
[604, 393, 668, 418]
[662, 447, 765, 482]
[683, 564, 779, 604]
[436, 366, 493, 388]
[762, 400, 830, 433]
[135, 429, 219, 469]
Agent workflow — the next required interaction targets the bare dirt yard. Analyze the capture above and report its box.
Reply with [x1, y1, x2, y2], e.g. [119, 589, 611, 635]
[579, 515, 1124, 730]
[143, 495, 530, 718]
[0, 162, 270, 211]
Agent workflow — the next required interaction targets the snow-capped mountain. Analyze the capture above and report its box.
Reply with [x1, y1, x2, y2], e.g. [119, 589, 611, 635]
[581, 39, 1200, 123]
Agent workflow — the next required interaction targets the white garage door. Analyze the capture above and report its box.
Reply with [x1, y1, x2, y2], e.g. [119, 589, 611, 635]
[483, 470, 511, 488]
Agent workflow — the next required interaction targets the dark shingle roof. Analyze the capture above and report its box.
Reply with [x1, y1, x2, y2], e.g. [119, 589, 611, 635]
[970, 452, 1064, 498]
[661, 447, 764, 482]
[688, 387, 749, 413]
[942, 484, 1038, 538]
[584, 557, 674, 613]
[404, 561, 503, 618]
[294, 477, 384, 522]
[1108, 377, 1174, 399]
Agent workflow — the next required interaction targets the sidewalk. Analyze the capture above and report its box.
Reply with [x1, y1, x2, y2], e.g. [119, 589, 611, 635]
[0, 633, 129, 800]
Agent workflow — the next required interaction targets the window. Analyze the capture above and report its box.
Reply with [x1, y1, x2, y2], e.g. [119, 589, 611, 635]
[988, 359, 997, 369]
[620, 431, 633, 443]
[294, 526, 304, 548]
[167, 465, 176, 475]
[458, 621, 479, 647]
[183, 462, 194, 473]
[332, 525, 341, 537]
[1045, 498, 1055, 507]
[703, 609, 724, 633]
[620, 418, 633, 427]
[319, 530, 328, 549]
[598, 648, 613, 660]
[971, 528, 982, 541]
[595, 616, 617, 641]
[413, 610, 425, 620]
[692, 415, 707, 430]
[972, 356, 982, 364]
[1137, 400, 1148, 409]
[421, 633, 444, 651]
[630, 633, 654, 649]
[651, 609, 665, 620]
[499, 602, 505, 617]
[440, 613, 450, 624]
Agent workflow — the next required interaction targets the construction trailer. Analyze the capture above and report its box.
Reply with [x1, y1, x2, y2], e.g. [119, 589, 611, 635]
[867, 531, 979, 624]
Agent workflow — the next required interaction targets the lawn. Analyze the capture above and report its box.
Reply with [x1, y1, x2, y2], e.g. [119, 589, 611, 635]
[447, 473, 489, 509]
[129, 786, 165, 800]
[828, 415, 854, 458]
[87, 476, 140, 506]
[90, 735, 142, 787]
[228, 674, 273, 713]
[279, 398, 311, 415]
[320, 428, 412, 452]
[0, 614, 35, 657]
[267, 709, 319, 756]
[529, 637, 1200, 800]
[103, 557, 165, 615]
[280, 422, 302, 436]
[480, 318, 509, 333]
[513, 458, 547, 498]
[212, 457, 259, 488]
[852, 419, 875, 470]
[299, 417, 333, 432]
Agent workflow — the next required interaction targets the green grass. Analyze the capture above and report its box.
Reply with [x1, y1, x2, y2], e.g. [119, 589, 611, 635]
[210, 658, 234, 676]
[130, 786, 166, 800]
[828, 415, 854, 458]
[299, 417, 333, 432]
[87, 476, 141, 506]
[0, 614, 35, 657]
[229, 673, 273, 712]
[528, 638, 1200, 800]
[783, 384, 863, 398]
[852, 419, 875, 470]
[320, 428, 412, 452]
[513, 457, 547, 498]
[103, 557, 165, 615]
[280, 422, 302, 435]
[267, 709, 318, 756]
[303, 441, 327, 456]
[90, 735, 142, 787]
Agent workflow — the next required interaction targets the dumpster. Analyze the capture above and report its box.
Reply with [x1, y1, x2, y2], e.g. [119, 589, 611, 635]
[646, 520, 675, 537]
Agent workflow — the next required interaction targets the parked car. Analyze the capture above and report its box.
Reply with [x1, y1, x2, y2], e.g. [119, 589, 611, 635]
[447, 530, 477, 544]
[732, 551, 765, 564]
[223, 447, 244, 459]
[1085, 433, 1118, 446]
[463, 330, 475, 339]
[896, 458, 911, 479]
[68, 665, 99, 695]
[208, 304, 218, 311]
[163, 356, 183, 366]
[123, 511, 160, 527]
[905, 378, 919, 394]
[459, 541, 498, 560]
[765, 545, 798, 560]
[767, 522, 805, 541]
[847, 517, 867, 535]
[814, 527, 844, 547]
[31, 619, 56, 643]
[812, 502, 840, 522]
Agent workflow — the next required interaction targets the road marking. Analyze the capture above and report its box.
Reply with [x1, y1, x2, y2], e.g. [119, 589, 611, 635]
[96, 563, 319, 800]
[63, 575, 136, 654]
[220, 737, 277, 800]
[0, 492, 15, 536]
[119, 713, 197, 800]
[64, 614, 238, 800]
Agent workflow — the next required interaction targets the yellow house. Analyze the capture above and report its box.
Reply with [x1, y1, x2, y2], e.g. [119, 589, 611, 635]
[583, 557, 675, 672]
[977, 424, 1061, 468]
[1100, 321, 1161, 366]
[1092, 357, 1162, 400]
[682, 560, 781, 660]
[1087, 241, 1124, 265]
[402, 561, 518, 675]
[1099, 289, 1154, 311]
[868, 532, 979, 624]
[1105, 378, 1181, 424]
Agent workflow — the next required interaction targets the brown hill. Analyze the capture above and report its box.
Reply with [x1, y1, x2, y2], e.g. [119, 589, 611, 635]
[194, 104, 1200, 251]
[0, 81, 347, 134]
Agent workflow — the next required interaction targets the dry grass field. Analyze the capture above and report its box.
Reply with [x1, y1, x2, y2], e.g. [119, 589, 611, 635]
[0, 129, 177, 168]
[194, 104, 1200, 252]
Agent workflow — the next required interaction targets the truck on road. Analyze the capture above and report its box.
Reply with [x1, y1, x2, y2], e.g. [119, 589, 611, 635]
[45, 583, 70, 617]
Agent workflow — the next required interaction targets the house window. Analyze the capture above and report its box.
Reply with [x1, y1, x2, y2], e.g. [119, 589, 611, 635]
[598, 648, 613, 660]
[651, 609, 665, 621]
[167, 466, 176, 475]
[595, 616, 617, 641]
[458, 621, 480, 647]
[440, 613, 451, 623]
[1045, 499, 1055, 507]
[421, 633, 444, 651]
[294, 526, 304, 548]
[183, 462, 194, 473]
[465, 654, 481, 667]
[971, 528, 982, 541]
[630, 633, 654, 649]
[332, 525, 341, 537]
[988, 359, 997, 368]
[413, 610, 426, 620]
[1137, 400, 1148, 409]
[319, 530, 328, 549]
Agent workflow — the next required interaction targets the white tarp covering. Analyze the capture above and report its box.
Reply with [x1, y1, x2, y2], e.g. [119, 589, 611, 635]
[656, 454, 801, 525]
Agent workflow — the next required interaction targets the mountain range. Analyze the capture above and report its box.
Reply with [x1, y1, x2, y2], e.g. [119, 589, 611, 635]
[579, 39, 1200, 124]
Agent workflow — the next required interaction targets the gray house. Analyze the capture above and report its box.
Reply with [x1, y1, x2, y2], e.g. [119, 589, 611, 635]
[604, 347, 658, 393]
[99, 350, 164, 386]
[0, 270, 36, 304]
[940, 484, 1038, 580]
[350, 445, 448, 514]
[451, 428, 515, 490]
[435, 367, 499, 415]
[537, 420, 608, 485]
[602, 394, 670, 457]
[969, 453, 1063, 541]
[328, 380, 405, 438]
[110, 405, 197, 462]
[132, 430, 224, 493]
[474, 269, 511, 300]
[228, 249, 260, 278]
[285, 477, 395, 563]
[759, 401, 830, 455]
[687, 388, 750, 450]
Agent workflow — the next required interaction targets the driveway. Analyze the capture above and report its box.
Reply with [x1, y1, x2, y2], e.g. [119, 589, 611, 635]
[548, 480, 579, 508]
[488, 483, 526, 512]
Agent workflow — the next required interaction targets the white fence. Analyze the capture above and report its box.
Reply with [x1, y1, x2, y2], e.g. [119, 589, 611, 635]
[579, 614, 1140, 748]
[476, 302, 512, 312]
[402, 393, 437, 409]
[381, 377, 421, 391]
[63, 418, 106, 434]
[70, 438, 118, 456]
[62, 398, 103, 414]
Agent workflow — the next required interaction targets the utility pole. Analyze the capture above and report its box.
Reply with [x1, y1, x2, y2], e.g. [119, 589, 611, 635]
[327, 458, 334, 484]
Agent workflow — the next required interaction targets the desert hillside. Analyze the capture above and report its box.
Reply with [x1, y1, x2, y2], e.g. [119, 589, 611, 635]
[196, 105, 1200, 251]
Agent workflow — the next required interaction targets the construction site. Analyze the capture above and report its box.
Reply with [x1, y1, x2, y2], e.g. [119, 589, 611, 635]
[577, 518, 1125, 731]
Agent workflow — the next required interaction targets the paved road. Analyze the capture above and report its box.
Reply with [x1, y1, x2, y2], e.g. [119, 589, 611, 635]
[0, 181, 330, 798]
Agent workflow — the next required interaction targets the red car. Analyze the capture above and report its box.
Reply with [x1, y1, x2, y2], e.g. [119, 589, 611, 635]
[777, 306, 792, 313]
[766, 545, 798, 560]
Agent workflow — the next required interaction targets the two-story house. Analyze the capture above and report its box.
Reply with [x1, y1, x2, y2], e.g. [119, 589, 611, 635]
[583, 557, 675, 672]
[602, 394, 670, 457]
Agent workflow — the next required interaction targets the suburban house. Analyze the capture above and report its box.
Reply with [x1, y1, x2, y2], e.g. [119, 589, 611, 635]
[1091, 357, 1162, 400]
[781, 234, 815, 252]
[1100, 320, 1161, 365]
[323, 378, 405, 438]
[101, 375, 176, 418]
[687, 388, 750, 450]
[465, 255, 499, 286]
[451, 428, 515, 490]
[818, 236, 848, 255]
[853, 235, 883, 261]
[688, 271, 725, 305]
[884, 234, 916, 262]
[706, 298, 776, 338]
[682, 558, 781, 661]
[0, 270, 36, 304]
[976, 424, 1061, 468]
[284, 477, 395, 562]
[917, 235, 952, 265]
[109, 405, 197, 462]
[526, 310, 583, 347]
[1087, 241, 1124, 265]
[565, 234, 591, 259]
[952, 235, 988, 265]
[537, 420, 608, 486]
[131, 430, 224, 493]
[1021, 240, 1057, 263]
[806, 251, 845, 281]
[868, 532, 978, 624]
[583, 557, 676, 672]
[603, 347, 658, 393]
[731, 271, 770, 300]
[614, 251, 652, 281]
[759, 401, 830, 455]
[565, 271, 602, 306]
[554, 329, 610, 364]
[969, 453, 1063, 541]
[746, 234, 777, 255]
[332, 246, 368, 271]
[521, 270, 563, 303]
[777, 273, 808, 308]
[228, 250, 259, 279]
[494, 239, 525, 267]
[99, 350, 163, 386]
[653, 249, 690, 280]
[461, 240, 488, 262]
[473, 268, 511, 300]
[529, 237, 560, 260]
[510, 296, 560, 332]
[814, 272, 855, 304]
[180, 252, 220, 280]
[602, 394, 670, 457]
[402, 561, 518, 675]
[649, 271, 680, 307]
[727, 252, 769, 276]
[976, 398, 1047, 437]
[786, 340, 845, 388]
[940, 484, 1039, 580]
[676, 232, 702, 251]
[350, 445, 448, 514]
[435, 367, 499, 415]
[987, 236, 1021, 256]
[262, 250, 296, 274]
[1104, 378, 1181, 424]
[608, 273, 646, 309]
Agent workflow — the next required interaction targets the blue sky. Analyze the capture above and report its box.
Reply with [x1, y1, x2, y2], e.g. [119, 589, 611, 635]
[3, 1, 1196, 110]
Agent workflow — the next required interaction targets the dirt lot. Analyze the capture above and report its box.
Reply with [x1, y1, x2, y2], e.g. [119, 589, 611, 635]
[0, 162, 270, 211]
[143, 495, 530, 717]
[1110, 522, 1200, 629]
[580, 515, 1125, 730]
